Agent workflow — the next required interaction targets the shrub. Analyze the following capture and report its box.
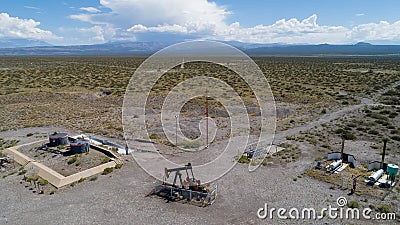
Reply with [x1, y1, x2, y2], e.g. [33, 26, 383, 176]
[391, 136, 400, 141]
[347, 201, 359, 208]
[78, 177, 86, 183]
[38, 179, 49, 186]
[377, 204, 391, 213]
[369, 113, 388, 121]
[102, 167, 114, 175]
[102, 157, 111, 164]
[115, 164, 123, 169]
[286, 135, 295, 140]
[341, 131, 357, 140]
[89, 176, 98, 181]
[67, 156, 77, 165]
[347, 123, 357, 128]
[31, 174, 39, 182]
[368, 130, 379, 135]
[238, 155, 250, 164]
[18, 169, 27, 175]
[380, 110, 390, 114]
[391, 130, 400, 134]
[149, 133, 159, 139]
[321, 143, 330, 149]
[75, 161, 81, 166]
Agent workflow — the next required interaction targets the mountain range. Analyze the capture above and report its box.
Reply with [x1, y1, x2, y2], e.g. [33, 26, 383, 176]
[0, 40, 399, 56]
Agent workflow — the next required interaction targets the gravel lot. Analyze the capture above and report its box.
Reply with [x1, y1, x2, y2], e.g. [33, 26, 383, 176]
[1, 80, 399, 225]
[0, 127, 398, 225]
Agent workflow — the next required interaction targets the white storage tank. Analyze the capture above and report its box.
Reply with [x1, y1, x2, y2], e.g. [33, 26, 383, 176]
[330, 160, 342, 171]
[368, 169, 384, 182]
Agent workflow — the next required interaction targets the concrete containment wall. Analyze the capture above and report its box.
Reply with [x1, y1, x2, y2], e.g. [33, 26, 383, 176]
[4, 143, 118, 189]
[4, 147, 33, 166]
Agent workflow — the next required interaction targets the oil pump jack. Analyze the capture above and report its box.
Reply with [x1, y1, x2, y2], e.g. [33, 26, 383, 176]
[163, 163, 202, 190]
[148, 163, 218, 206]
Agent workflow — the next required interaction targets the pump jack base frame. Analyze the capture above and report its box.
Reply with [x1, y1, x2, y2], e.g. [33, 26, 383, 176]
[147, 184, 218, 207]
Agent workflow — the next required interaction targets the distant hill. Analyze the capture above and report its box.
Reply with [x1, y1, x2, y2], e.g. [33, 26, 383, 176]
[0, 41, 173, 56]
[0, 38, 51, 48]
[0, 41, 399, 56]
[245, 43, 400, 56]
[354, 42, 372, 46]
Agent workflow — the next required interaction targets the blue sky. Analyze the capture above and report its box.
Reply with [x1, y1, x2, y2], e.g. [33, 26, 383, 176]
[0, 0, 399, 45]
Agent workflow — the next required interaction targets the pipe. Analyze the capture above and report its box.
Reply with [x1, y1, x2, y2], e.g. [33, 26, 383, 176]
[341, 136, 345, 160]
[381, 139, 387, 169]
[368, 169, 384, 182]
[330, 160, 342, 171]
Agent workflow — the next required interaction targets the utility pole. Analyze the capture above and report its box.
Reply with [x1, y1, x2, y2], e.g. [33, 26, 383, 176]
[205, 84, 209, 148]
[175, 115, 178, 146]
[381, 138, 388, 169]
[341, 135, 345, 160]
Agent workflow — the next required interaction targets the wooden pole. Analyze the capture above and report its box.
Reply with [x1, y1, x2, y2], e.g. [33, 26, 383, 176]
[341, 136, 345, 160]
[205, 85, 208, 148]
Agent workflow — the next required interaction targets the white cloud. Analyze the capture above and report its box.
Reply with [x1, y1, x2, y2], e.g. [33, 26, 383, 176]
[68, 0, 400, 44]
[70, 14, 96, 23]
[70, 0, 230, 40]
[351, 20, 400, 42]
[24, 6, 41, 10]
[126, 14, 350, 44]
[98, 0, 229, 27]
[355, 13, 365, 17]
[128, 24, 188, 33]
[80, 7, 101, 13]
[79, 26, 105, 42]
[213, 14, 351, 44]
[0, 13, 60, 40]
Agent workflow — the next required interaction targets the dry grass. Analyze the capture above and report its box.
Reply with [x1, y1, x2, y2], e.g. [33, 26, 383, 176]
[0, 56, 399, 141]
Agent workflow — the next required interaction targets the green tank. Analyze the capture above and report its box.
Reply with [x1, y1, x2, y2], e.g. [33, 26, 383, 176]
[387, 164, 399, 177]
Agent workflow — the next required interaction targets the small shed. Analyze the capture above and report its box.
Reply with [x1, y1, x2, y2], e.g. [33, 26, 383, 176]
[70, 140, 89, 154]
[49, 132, 69, 147]
[327, 152, 356, 168]
[367, 161, 388, 171]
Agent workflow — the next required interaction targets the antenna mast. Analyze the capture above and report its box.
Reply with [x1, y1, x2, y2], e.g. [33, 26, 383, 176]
[205, 80, 209, 148]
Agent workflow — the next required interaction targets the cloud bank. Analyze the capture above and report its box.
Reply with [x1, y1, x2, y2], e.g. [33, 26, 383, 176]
[0, 13, 59, 41]
[67, 0, 400, 44]
[3, 0, 400, 45]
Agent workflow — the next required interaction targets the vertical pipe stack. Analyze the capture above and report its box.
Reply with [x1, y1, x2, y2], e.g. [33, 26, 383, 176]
[381, 139, 387, 169]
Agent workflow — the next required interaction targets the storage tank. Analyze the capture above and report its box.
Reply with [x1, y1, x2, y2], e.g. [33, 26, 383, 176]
[387, 164, 399, 177]
[70, 140, 89, 154]
[368, 169, 384, 182]
[49, 132, 68, 147]
[330, 160, 342, 171]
